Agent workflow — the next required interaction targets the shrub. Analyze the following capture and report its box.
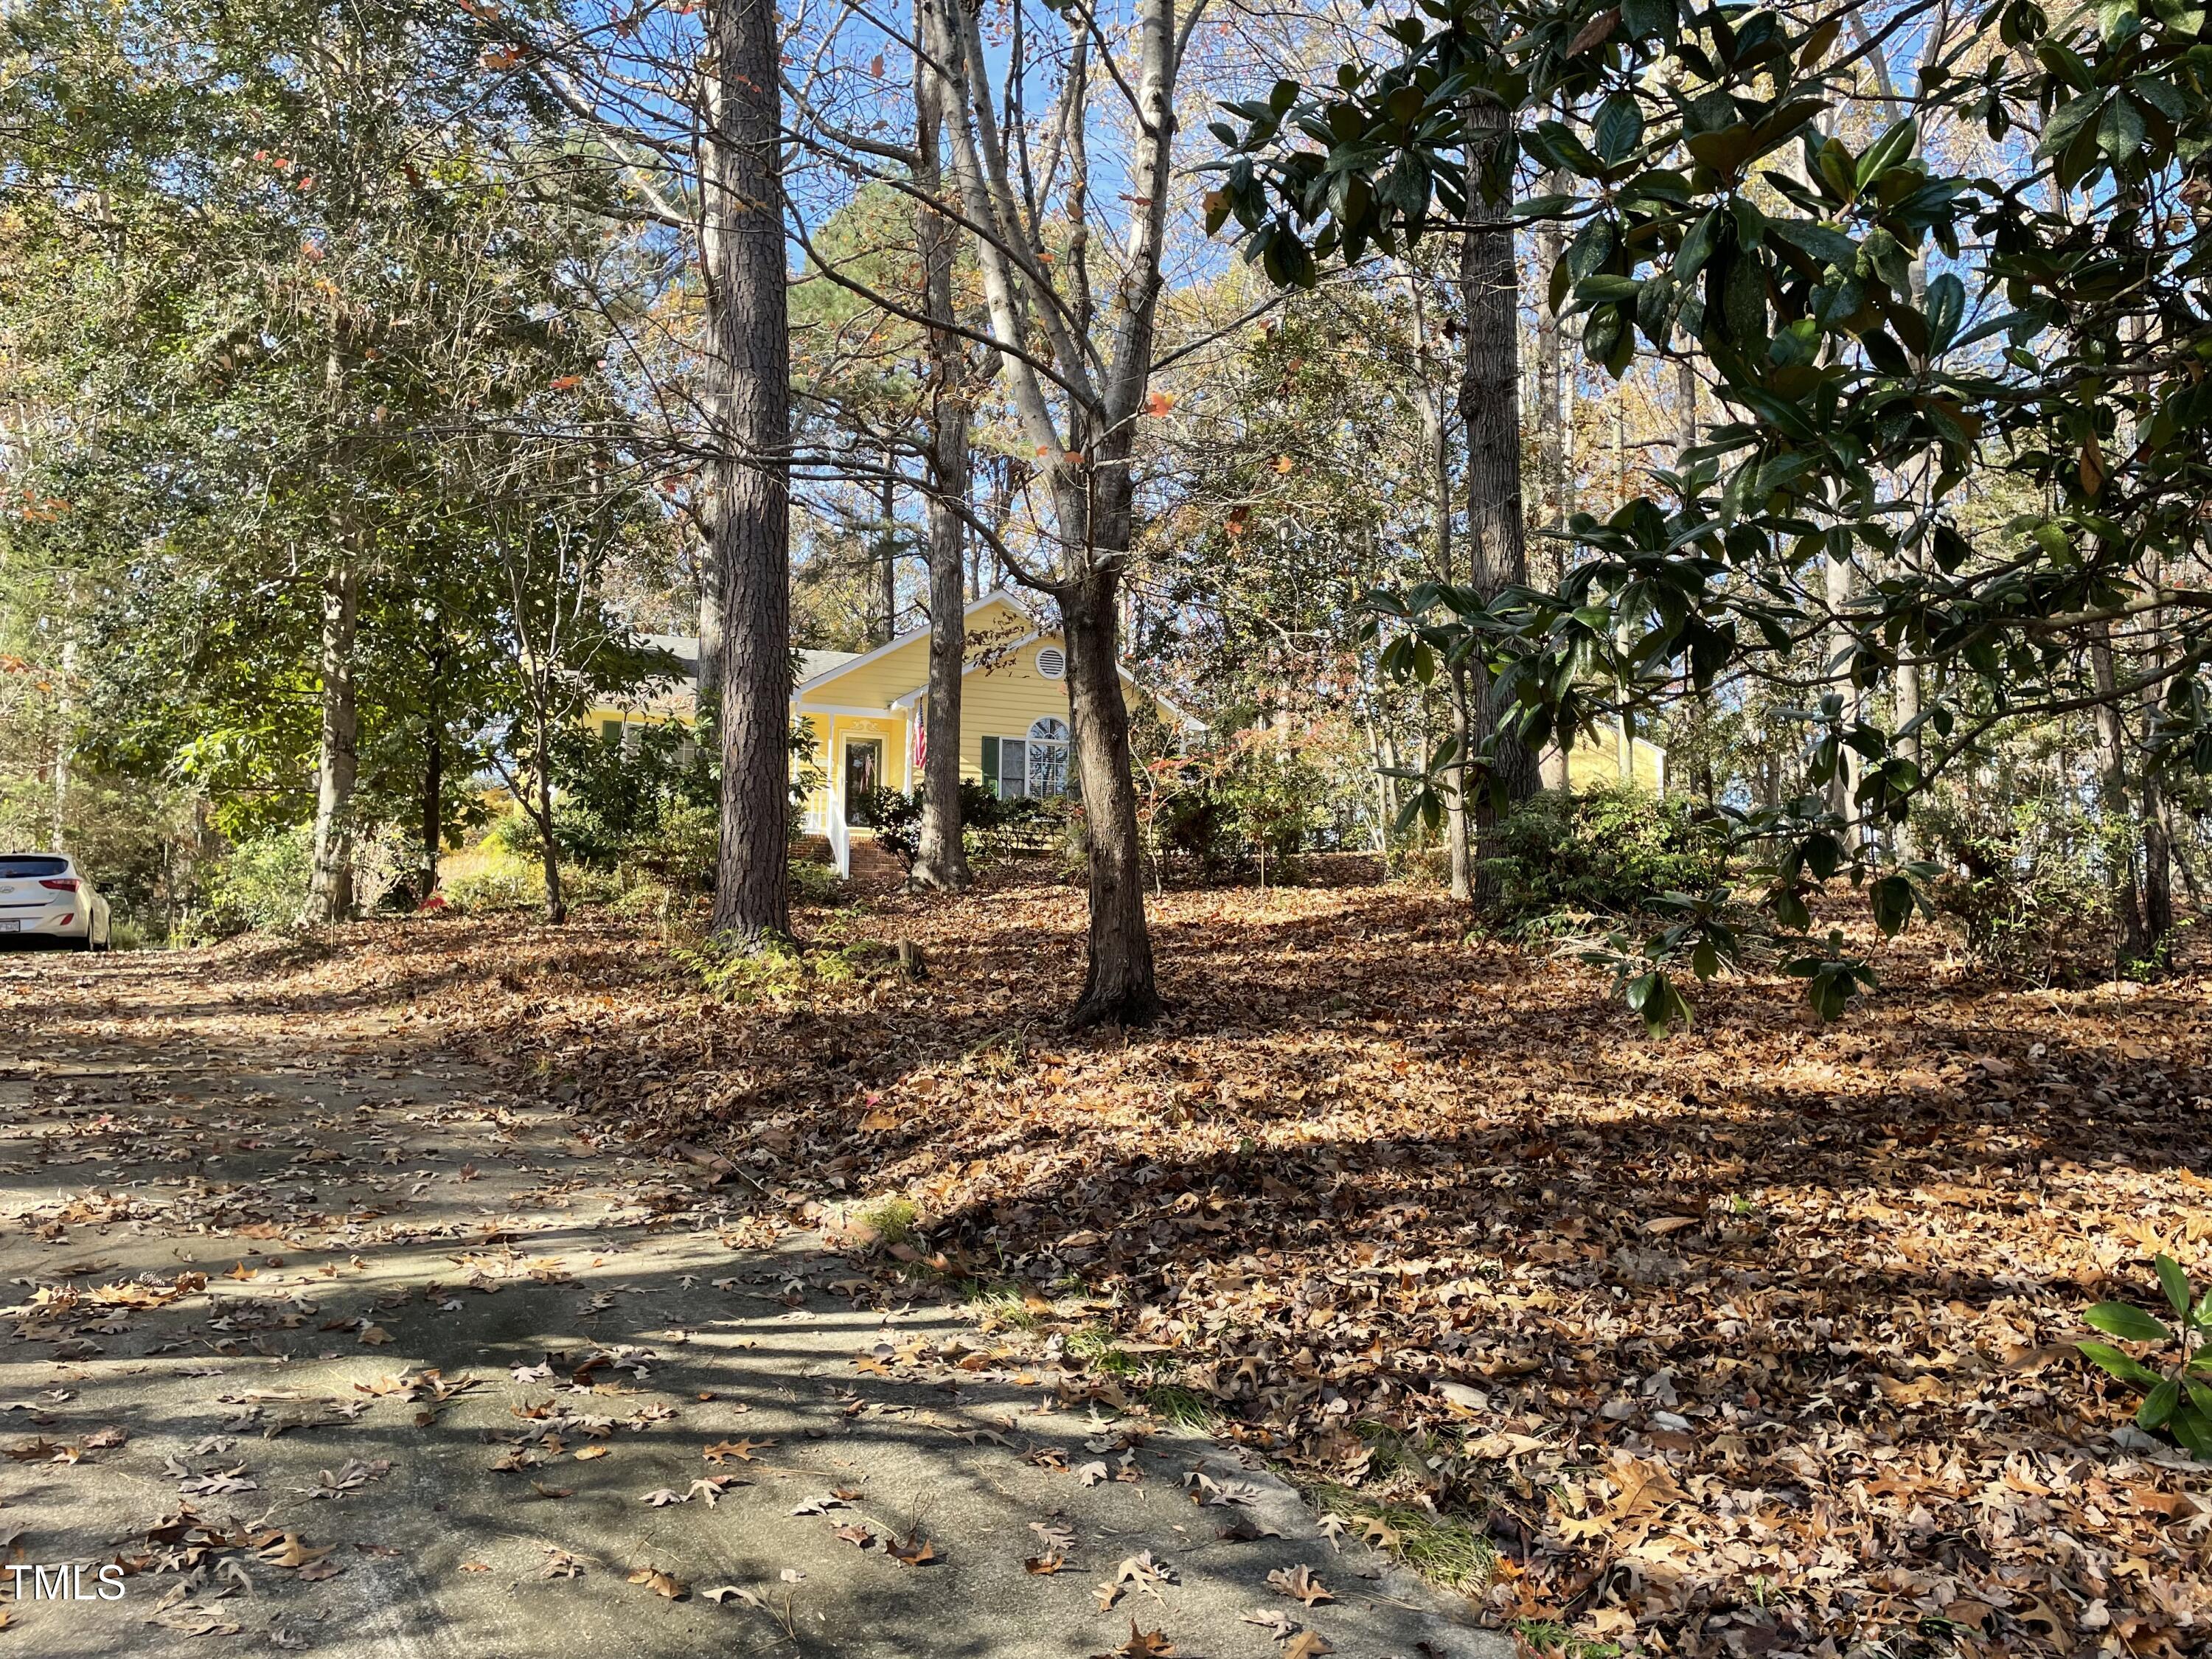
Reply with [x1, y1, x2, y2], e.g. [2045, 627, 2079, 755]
[548, 723, 718, 891]
[675, 932, 892, 1003]
[790, 858, 841, 905]
[858, 781, 1056, 872]
[202, 824, 315, 935]
[1916, 795, 2115, 982]
[619, 798, 717, 892]
[1137, 732, 1326, 886]
[1483, 786, 1730, 924]
[442, 866, 546, 914]
[2077, 1254, 2212, 1458]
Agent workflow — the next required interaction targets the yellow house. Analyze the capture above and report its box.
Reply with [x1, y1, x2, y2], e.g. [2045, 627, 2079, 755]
[790, 591, 1197, 874]
[1562, 726, 1667, 793]
[585, 591, 1192, 877]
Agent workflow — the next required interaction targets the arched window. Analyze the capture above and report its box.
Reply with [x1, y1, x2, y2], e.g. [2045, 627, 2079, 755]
[1026, 716, 1071, 797]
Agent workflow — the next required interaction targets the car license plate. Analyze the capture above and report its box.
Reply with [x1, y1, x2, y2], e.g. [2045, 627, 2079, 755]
[0, 920, 18, 933]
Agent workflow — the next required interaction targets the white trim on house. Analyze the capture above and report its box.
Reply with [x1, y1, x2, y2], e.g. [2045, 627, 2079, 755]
[883, 657, 1202, 731]
[795, 701, 907, 720]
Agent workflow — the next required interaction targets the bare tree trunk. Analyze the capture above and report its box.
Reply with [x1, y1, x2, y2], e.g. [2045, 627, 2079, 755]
[302, 560, 360, 924]
[1062, 573, 1158, 1027]
[1893, 257, 1928, 863]
[874, 462, 898, 644]
[532, 707, 567, 925]
[1824, 553, 1858, 824]
[909, 49, 972, 891]
[2090, 633, 2148, 967]
[1457, 94, 1539, 899]
[1446, 668, 1473, 900]
[705, 0, 791, 945]
[420, 716, 443, 905]
[919, 0, 1175, 1020]
[1406, 271, 1472, 900]
[1534, 186, 1570, 792]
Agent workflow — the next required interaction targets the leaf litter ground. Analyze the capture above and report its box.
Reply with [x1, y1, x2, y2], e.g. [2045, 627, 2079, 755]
[0, 914, 1495, 1659]
[9, 872, 2207, 1657]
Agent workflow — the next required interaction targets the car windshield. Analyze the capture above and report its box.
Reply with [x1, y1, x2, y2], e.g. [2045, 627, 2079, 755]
[0, 856, 69, 879]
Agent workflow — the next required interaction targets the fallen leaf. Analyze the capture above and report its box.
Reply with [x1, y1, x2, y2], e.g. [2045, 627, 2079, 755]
[1267, 1563, 1331, 1607]
[627, 1565, 686, 1599]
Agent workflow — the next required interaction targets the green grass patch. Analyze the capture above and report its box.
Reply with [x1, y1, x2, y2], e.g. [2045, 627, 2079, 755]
[1064, 1324, 1144, 1376]
[855, 1195, 919, 1248]
[1512, 1620, 1621, 1659]
[1308, 1481, 1495, 1594]
[1142, 1384, 1212, 1428]
[961, 1281, 1051, 1330]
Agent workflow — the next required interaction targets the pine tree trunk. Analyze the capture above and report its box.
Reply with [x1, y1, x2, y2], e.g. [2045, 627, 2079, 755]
[704, 0, 791, 945]
[1062, 572, 1158, 1028]
[2143, 774, 2174, 951]
[302, 560, 360, 924]
[1457, 94, 1539, 897]
[909, 47, 971, 891]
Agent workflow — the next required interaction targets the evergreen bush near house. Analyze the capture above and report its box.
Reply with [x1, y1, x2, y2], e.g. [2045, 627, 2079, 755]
[200, 823, 314, 936]
[1483, 787, 1729, 925]
[858, 782, 1055, 872]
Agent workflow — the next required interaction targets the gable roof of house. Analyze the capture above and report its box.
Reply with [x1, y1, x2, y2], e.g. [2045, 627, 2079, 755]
[633, 594, 1199, 731]
[793, 590, 1032, 699]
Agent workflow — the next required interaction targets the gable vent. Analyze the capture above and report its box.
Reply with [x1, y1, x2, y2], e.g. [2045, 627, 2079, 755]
[1036, 645, 1066, 681]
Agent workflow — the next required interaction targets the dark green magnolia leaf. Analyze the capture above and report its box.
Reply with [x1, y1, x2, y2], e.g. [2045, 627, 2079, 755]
[1855, 117, 1918, 188]
[2096, 95, 2146, 160]
[1593, 93, 1644, 163]
[2084, 1301, 2168, 1343]
[2171, 1405, 2212, 1458]
[2155, 1253, 2193, 1318]
[2078, 1340, 2161, 1385]
[2138, 1377, 2180, 1429]
[1924, 272, 1965, 355]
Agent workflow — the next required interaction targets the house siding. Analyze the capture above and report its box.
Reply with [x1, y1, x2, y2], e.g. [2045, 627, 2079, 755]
[790, 596, 1096, 829]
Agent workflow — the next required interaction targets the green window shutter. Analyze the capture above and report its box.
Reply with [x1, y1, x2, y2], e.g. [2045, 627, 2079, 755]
[981, 736, 999, 794]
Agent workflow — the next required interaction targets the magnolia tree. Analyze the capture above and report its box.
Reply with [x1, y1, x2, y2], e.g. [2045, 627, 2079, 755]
[1213, 0, 2212, 1025]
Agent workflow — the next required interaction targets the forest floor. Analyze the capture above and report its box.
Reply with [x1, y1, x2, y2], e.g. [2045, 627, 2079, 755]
[6, 872, 2209, 1658]
[0, 936, 1495, 1659]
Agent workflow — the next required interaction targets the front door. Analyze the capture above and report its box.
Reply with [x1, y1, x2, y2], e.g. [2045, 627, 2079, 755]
[842, 738, 884, 826]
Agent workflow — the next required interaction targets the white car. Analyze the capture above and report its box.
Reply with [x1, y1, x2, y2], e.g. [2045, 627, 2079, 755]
[0, 852, 113, 950]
